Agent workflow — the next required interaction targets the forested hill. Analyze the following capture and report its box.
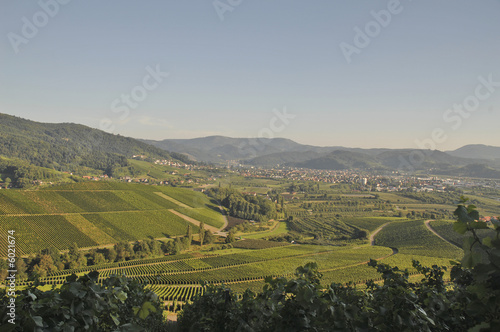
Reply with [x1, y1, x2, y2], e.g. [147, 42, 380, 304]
[0, 113, 187, 173]
[145, 136, 500, 175]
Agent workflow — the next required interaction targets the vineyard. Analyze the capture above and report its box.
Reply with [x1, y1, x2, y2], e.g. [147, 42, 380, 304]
[159, 187, 209, 209]
[0, 215, 97, 256]
[24, 244, 395, 302]
[0, 180, 481, 306]
[287, 216, 365, 241]
[6, 213, 469, 303]
[47, 253, 196, 277]
[374, 219, 463, 259]
[427, 220, 465, 248]
[81, 210, 192, 241]
[146, 285, 204, 302]
[0, 182, 225, 256]
[172, 207, 224, 229]
[344, 216, 401, 233]
[232, 239, 289, 249]
[0, 191, 47, 214]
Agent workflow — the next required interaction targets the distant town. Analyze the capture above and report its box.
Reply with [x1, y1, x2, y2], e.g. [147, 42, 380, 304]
[59, 155, 500, 194]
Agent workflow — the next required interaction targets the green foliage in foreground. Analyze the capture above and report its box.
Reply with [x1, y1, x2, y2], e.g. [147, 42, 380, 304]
[0, 273, 170, 331]
[178, 199, 500, 331]
[178, 258, 496, 332]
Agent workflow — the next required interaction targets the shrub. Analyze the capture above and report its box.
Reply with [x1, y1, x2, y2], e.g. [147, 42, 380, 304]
[0, 272, 170, 331]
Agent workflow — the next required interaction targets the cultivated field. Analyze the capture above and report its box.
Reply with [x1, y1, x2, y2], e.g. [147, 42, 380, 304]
[0, 183, 225, 256]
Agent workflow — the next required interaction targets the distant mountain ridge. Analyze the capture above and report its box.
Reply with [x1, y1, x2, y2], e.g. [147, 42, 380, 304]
[446, 144, 500, 161]
[144, 136, 500, 177]
[1, 113, 499, 178]
[141, 136, 330, 163]
[433, 163, 500, 179]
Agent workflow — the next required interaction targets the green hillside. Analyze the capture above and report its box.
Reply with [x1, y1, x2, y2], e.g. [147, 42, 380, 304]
[0, 113, 190, 177]
[294, 150, 382, 170]
[374, 219, 463, 259]
[433, 163, 500, 179]
[0, 182, 225, 256]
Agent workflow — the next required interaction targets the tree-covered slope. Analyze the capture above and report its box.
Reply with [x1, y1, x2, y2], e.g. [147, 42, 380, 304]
[294, 150, 383, 170]
[447, 144, 500, 160]
[0, 113, 183, 173]
[433, 163, 500, 179]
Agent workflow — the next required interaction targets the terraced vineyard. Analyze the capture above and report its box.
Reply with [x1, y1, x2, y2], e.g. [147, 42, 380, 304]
[28, 244, 394, 302]
[0, 215, 97, 255]
[373, 219, 464, 274]
[288, 216, 358, 239]
[7, 215, 468, 303]
[344, 217, 402, 233]
[172, 207, 224, 229]
[146, 285, 204, 302]
[0, 182, 224, 256]
[374, 219, 463, 259]
[1, 179, 479, 306]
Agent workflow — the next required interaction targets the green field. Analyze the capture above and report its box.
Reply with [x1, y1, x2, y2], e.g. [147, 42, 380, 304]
[0, 182, 225, 256]
[374, 219, 463, 259]
[6, 212, 469, 303]
[344, 216, 401, 233]
[31, 244, 394, 302]
[240, 221, 290, 239]
[0, 215, 97, 256]
[1, 178, 481, 305]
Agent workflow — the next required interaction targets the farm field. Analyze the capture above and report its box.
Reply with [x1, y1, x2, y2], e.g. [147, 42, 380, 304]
[1, 177, 480, 306]
[371, 219, 464, 278]
[344, 216, 401, 233]
[465, 194, 500, 216]
[28, 220, 461, 304]
[0, 215, 97, 256]
[374, 219, 463, 259]
[31, 243, 394, 302]
[0, 182, 225, 256]
[239, 221, 290, 239]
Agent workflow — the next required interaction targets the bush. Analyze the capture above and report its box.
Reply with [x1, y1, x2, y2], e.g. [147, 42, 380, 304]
[0, 272, 170, 331]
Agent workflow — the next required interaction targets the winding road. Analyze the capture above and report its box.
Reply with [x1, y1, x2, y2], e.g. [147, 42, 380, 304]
[369, 222, 399, 256]
[216, 204, 229, 236]
[369, 222, 390, 246]
[424, 220, 461, 249]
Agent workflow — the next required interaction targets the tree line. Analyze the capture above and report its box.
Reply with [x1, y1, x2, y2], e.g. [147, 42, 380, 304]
[207, 187, 277, 222]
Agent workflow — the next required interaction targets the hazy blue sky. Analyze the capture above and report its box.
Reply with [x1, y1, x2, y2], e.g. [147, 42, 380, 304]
[1, 0, 499, 150]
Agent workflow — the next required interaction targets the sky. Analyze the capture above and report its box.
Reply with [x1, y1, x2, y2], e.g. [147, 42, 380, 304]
[1, 0, 500, 150]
